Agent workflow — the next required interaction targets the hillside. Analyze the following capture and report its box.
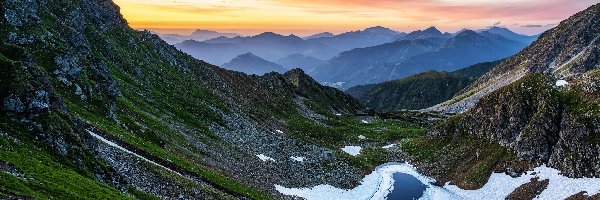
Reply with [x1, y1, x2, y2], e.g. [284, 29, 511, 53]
[0, 1, 397, 199]
[346, 60, 501, 111]
[419, 3, 600, 185]
[222, 53, 287, 75]
[433, 3, 600, 113]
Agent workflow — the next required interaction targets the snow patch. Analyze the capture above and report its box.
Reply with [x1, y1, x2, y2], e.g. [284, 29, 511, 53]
[335, 113, 342, 116]
[275, 129, 284, 134]
[275, 163, 600, 200]
[555, 80, 569, 87]
[445, 165, 600, 200]
[382, 144, 396, 149]
[341, 146, 362, 156]
[361, 120, 369, 124]
[358, 135, 367, 140]
[257, 154, 275, 162]
[275, 163, 461, 200]
[291, 156, 305, 162]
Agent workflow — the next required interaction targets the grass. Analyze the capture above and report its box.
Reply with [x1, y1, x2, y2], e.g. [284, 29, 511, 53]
[401, 135, 523, 189]
[0, 126, 132, 199]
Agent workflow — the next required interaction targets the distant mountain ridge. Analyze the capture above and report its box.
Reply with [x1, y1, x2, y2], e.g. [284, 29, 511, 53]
[399, 26, 452, 40]
[222, 53, 287, 75]
[155, 29, 242, 44]
[174, 26, 405, 65]
[311, 28, 531, 89]
[276, 53, 324, 72]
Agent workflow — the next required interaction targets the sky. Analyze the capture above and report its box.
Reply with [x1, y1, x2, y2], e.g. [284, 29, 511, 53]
[112, 0, 599, 36]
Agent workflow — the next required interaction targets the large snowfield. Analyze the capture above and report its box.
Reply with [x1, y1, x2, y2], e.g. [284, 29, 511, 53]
[276, 162, 600, 200]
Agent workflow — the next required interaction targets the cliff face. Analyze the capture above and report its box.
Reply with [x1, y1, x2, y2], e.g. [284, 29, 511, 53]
[1, 0, 365, 198]
[428, 3, 600, 178]
[431, 73, 600, 178]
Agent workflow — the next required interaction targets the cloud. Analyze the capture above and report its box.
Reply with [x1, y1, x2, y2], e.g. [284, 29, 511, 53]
[493, 21, 501, 26]
[521, 24, 543, 28]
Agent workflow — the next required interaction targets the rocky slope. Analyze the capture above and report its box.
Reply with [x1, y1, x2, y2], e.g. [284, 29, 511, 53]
[426, 3, 600, 178]
[0, 0, 371, 199]
[433, 3, 600, 113]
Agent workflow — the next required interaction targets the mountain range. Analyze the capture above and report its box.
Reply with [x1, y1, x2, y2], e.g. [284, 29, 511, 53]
[155, 29, 242, 45]
[173, 26, 405, 65]
[311, 27, 534, 89]
[1, 0, 599, 199]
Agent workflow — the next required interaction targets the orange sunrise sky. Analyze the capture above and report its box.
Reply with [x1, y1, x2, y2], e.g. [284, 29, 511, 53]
[112, 0, 599, 36]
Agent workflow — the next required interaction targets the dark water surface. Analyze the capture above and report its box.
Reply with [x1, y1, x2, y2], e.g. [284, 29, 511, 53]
[386, 173, 427, 200]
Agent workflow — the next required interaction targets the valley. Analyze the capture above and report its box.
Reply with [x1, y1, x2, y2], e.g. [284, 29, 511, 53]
[1, 0, 599, 200]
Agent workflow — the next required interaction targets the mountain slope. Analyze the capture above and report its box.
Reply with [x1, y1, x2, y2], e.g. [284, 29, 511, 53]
[434, 3, 600, 113]
[222, 53, 287, 75]
[0, 0, 375, 199]
[428, 3, 600, 178]
[346, 60, 501, 111]
[347, 71, 473, 111]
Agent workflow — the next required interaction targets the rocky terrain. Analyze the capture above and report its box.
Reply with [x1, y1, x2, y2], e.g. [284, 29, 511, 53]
[423, 3, 600, 181]
[0, 0, 381, 199]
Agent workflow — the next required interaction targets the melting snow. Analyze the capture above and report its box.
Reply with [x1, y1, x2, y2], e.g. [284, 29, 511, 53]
[361, 120, 369, 124]
[382, 144, 396, 149]
[335, 113, 342, 116]
[291, 156, 305, 162]
[341, 146, 362, 156]
[555, 80, 569, 87]
[275, 163, 461, 200]
[275, 129, 284, 134]
[446, 165, 600, 200]
[275, 163, 600, 200]
[257, 154, 275, 162]
[358, 135, 367, 140]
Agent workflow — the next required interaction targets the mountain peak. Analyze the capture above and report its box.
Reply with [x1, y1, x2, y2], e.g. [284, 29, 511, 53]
[364, 26, 396, 34]
[255, 32, 282, 38]
[456, 29, 477, 37]
[304, 32, 335, 39]
[423, 26, 441, 33]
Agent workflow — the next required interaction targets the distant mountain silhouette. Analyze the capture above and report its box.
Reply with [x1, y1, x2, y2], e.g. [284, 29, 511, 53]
[222, 53, 287, 75]
[156, 29, 242, 44]
[311, 29, 530, 89]
[477, 26, 538, 44]
[276, 53, 324, 72]
[174, 27, 405, 66]
[398, 26, 452, 41]
[304, 32, 335, 39]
